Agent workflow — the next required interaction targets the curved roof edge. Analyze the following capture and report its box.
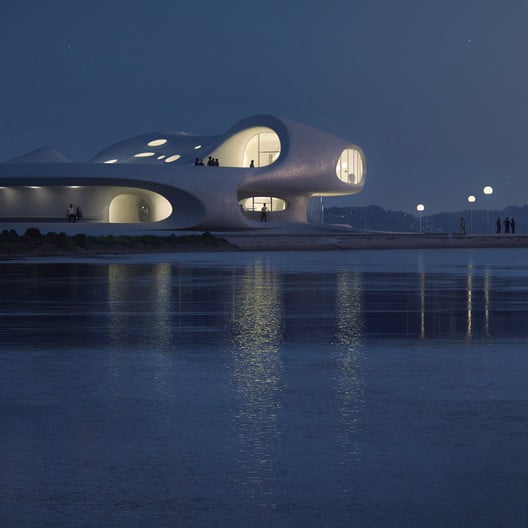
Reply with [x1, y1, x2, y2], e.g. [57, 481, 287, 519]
[6, 147, 70, 164]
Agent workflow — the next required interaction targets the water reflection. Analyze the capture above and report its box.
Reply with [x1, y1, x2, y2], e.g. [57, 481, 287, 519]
[334, 272, 364, 466]
[466, 264, 473, 341]
[108, 263, 173, 351]
[226, 260, 283, 505]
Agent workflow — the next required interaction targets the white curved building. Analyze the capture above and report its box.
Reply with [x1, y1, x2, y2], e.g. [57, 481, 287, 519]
[0, 115, 365, 230]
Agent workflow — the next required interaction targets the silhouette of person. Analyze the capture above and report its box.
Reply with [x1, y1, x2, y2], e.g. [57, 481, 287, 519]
[511, 217, 516, 234]
[260, 203, 268, 222]
[505, 217, 511, 234]
[460, 217, 466, 234]
[496, 217, 501, 234]
[67, 203, 75, 223]
[250, 160, 255, 168]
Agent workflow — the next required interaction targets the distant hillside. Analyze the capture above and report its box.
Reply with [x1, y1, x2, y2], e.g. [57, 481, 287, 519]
[323, 205, 528, 234]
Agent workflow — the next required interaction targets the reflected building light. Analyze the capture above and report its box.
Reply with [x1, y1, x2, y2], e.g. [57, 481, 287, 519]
[227, 261, 283, 493]
[335, 272, 365, 465]
[420, 272, 426, 339]
[466, 264, 473, 341]
[484, 271, 490, 337]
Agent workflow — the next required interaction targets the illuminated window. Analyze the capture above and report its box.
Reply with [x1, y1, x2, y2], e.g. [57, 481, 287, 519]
[336, 148, 364, 185]
[243, 131, 281, 168]
[239, 196, 287, 212]
[134, 152, 155, 158]
[104, 159, 118, 164]
[164, 154, 181, 163]
[147, 139, 167, 147]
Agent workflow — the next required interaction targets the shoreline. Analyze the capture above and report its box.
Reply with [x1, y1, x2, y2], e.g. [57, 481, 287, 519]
[223, 233, 528, 251]
[0, 229, 527, 258]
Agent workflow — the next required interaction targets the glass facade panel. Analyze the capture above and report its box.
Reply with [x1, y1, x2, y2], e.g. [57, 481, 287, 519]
[243, 130, 281, 168]
[240, 196, 287, 212]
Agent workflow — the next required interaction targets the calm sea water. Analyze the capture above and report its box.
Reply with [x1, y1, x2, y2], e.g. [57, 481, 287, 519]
[2, 248, 528, 527]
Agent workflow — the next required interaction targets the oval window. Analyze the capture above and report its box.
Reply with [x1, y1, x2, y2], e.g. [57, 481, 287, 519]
[336, 148, 364, 184]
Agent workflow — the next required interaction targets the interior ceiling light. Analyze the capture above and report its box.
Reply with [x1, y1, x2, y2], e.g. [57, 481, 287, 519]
[104, 159, 118, 164]
[148, 139, 168, 147]
[68, 186, 81, 189]
[164, 154, 181, 163]
[134, 152, 155, 158]
[157, 155, 166, 160]
[193, 145, 202, 150]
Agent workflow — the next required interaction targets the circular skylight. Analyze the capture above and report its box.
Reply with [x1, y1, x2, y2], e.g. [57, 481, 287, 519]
[148, 139, 168, 147]
[164, 154, 181, 163]
[134, 152, 155, 158]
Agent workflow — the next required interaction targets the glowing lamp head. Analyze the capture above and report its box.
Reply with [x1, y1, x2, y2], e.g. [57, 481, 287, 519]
[483, 186, 493, 195]
[467, 195, 476, 203]
[416, 204, 425, 212]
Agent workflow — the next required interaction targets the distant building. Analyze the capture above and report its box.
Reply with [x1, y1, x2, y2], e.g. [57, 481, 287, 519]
[0, 115, 366, 230]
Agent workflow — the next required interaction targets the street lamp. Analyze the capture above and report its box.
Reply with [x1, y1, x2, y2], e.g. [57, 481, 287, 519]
[467, 195, 476, 233]
[416, 203, 425, 234]
[483, 186, 493, 233]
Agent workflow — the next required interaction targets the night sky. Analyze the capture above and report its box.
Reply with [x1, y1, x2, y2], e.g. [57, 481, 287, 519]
[2, 0, 527, 214]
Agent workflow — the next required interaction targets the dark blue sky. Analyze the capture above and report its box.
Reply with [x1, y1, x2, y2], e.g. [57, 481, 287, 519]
[2, 0, 527, 213]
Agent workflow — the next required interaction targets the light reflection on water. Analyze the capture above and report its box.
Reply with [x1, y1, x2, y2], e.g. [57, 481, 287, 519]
[226, 259, 283, 505]
[334, 272, 364, 466]
[2, 249, 528, 527]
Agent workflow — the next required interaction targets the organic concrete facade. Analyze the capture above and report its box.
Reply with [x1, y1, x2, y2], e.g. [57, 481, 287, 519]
[0, 115, 365, 231]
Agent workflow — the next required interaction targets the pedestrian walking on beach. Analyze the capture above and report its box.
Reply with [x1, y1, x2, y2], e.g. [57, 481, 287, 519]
[496, 217, 501, 234]
[511, 217, 516, 234]
[505, 217, 511, 234]
[460, 217, 466, 235]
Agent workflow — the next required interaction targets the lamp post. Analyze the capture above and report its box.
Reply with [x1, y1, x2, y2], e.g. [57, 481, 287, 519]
[483, 186, 493, 233]
[467, 195, 475, 233]
[416, 203, 425, 234]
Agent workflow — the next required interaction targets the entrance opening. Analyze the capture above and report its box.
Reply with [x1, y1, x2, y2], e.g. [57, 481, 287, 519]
[109, 192, 172, 223]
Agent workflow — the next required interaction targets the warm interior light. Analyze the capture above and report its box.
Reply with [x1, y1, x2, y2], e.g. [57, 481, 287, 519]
[134, 152, 155, 158]
[69, 186, 81, 189]
[164, 154, 181, 163]
[104, 159, 118, 164]
[147, 139, 167, 147]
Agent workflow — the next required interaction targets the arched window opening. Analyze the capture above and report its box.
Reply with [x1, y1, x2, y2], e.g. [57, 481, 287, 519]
[109, 192, 172, 223]
[243, 131, 281, 168]
[239, 196, 287, 212]
[336, 148, 364, 185]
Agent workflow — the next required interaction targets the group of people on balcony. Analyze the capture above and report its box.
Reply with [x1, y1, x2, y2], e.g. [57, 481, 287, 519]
[194, 157, 220, 166]
[66, 203, 83, 223]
